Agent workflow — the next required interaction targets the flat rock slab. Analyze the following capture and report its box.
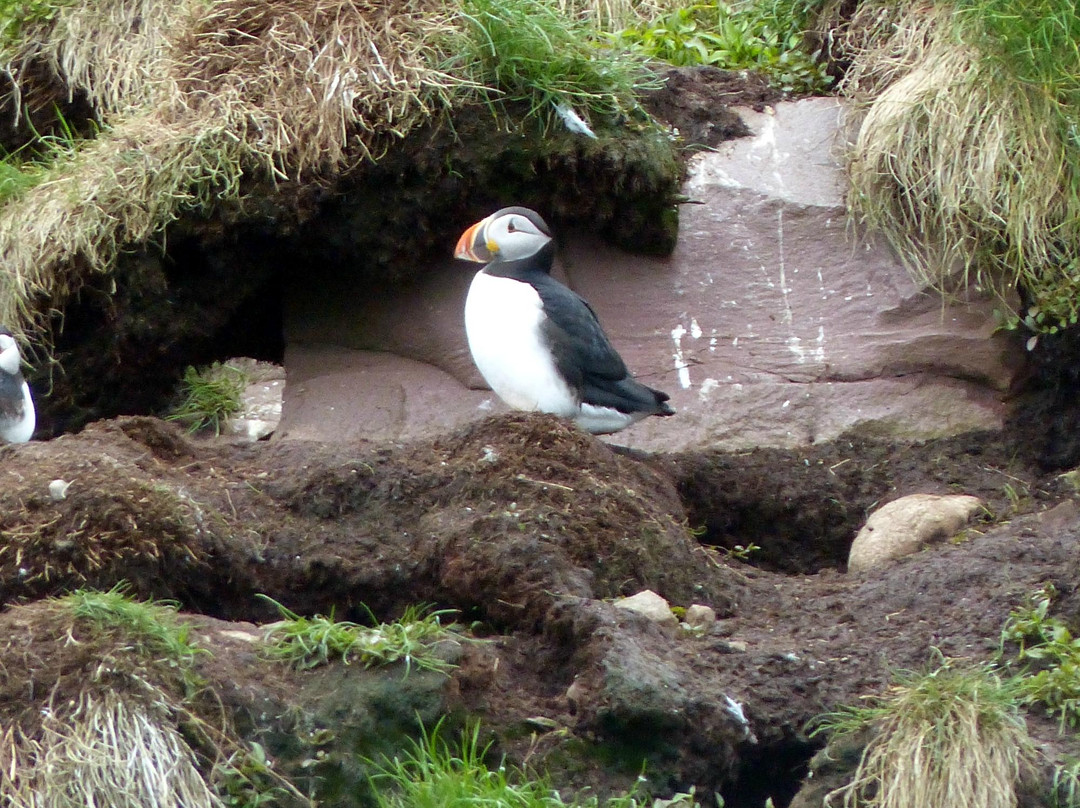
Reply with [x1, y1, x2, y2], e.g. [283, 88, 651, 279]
[279, 98, 1022, 451]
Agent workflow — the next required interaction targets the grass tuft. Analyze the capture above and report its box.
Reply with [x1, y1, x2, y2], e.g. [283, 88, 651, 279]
[0, 689, 222, 808]
[446, 0, 655, 129]
[836, 0, 1080, 335]
[258, 596, 461, 675]
[63, 583, 207, 693]
[814, 654, 1036, 808]
[166, 361, 250, 436]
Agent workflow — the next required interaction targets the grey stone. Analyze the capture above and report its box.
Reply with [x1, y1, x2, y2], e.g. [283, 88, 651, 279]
[683, 603, 717, 632]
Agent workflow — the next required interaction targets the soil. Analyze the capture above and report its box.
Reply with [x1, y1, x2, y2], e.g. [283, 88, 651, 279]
[2, 412, 1079, 807]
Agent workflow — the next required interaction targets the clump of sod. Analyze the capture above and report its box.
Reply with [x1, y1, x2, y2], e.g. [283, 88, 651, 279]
[0, 0, 659, 348]
[814, 654, 1037, 808]
[826, 0, 1080, 337]
[0, 585, 305, 808]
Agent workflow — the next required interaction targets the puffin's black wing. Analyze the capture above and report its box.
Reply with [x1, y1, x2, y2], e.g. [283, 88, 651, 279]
[530, 272, 672, 415]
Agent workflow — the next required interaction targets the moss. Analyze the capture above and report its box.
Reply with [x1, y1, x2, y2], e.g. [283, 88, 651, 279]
[296, 104, 682, 288]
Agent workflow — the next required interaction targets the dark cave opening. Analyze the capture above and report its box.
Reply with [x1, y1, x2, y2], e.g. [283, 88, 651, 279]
[722, 736, 817, 808]
[35, 225, 286, 437]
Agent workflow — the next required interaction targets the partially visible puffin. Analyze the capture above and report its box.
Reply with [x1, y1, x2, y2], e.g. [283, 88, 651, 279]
[0, 328, 34, 443]
[455, 206, 674, 435]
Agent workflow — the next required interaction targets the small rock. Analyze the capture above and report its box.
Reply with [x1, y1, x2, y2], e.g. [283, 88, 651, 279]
[48, 479, 71, 501]
[224, 359, 284, 442]
[847, 493, 984, 573]
[524, 716, 560, 731]
[613, 589, 678, 629]
[683, 603, 716, 632]
[565, 677, 588, 711]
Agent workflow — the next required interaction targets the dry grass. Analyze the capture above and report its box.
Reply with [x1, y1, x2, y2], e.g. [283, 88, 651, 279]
[0, 593, 306, 808]
[820, 659, 1037, 808]
[554, 0, 693, 30]
[0, 0, 467, 338]
[831, 0, 1080, 328]
[0, 690, 221, 808]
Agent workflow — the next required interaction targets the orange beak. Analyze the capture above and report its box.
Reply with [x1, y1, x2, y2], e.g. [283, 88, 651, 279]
[454, 218, 493, 263]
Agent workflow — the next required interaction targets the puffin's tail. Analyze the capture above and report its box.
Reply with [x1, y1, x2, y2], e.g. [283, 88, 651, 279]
[584, 377, 675, 417]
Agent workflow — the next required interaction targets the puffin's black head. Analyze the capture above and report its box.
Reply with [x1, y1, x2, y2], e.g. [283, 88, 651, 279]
[454, 207, 554, 265]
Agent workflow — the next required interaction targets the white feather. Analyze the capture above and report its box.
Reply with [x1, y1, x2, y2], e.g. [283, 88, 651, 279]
[0, 336, 19, 376]
[575, 402, 646, 435]
[554, 101, 598, 139]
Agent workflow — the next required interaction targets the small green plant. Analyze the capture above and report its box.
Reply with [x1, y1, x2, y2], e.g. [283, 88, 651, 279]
[258, 596, 460, 675]
[813, 653, 1036, 808]
[213, 742, 291, 808]
[724, 542, 761, 560]
[1000, 584, 1080, 728]
[368, 719, 703, 808]
[166, 361, 249, 436]
[614, 2, 832, 95]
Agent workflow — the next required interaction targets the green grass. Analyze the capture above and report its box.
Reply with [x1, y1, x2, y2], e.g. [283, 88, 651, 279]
[258, 596, 461, 675]
[0, 108, 87, 205]
[166, 361, 249, 436]
[368, 720, 703, 808]
[446, 0, 657, 130]
[64, 583, 205, 672]
[813, 654, 1036, 808]
[0, 0, 74, 49]
[614, 1, 832, 95]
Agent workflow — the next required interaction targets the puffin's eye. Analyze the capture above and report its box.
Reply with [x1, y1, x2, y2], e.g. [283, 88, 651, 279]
[506, 219, 517, 233]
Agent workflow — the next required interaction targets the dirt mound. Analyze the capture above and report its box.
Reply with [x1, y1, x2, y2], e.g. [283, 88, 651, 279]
[0, 413, 738, 627]
[260, 412, 741, 627]
[1, 412, 1078, 806]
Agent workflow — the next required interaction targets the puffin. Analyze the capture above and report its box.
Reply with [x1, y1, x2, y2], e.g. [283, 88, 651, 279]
[454, 206, 674, 435]
[0, 328, 34, 443]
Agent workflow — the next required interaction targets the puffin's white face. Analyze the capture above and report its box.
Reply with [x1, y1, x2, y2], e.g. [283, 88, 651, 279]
[481, 211, 551, 261]
[455, 207, 553, 264]
[0, 332, 20, 376]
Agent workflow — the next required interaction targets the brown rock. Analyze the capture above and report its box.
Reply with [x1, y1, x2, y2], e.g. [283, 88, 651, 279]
[279, 99, 1022, 450]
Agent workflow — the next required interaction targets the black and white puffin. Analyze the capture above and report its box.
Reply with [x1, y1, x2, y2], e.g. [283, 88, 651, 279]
[455, 206, 674, 435]
[0, 328, 34, 443]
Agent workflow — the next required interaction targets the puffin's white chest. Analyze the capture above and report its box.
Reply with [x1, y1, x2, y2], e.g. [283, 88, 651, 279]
[464, 271, 577, 415]
[0, 381, 34, 443]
